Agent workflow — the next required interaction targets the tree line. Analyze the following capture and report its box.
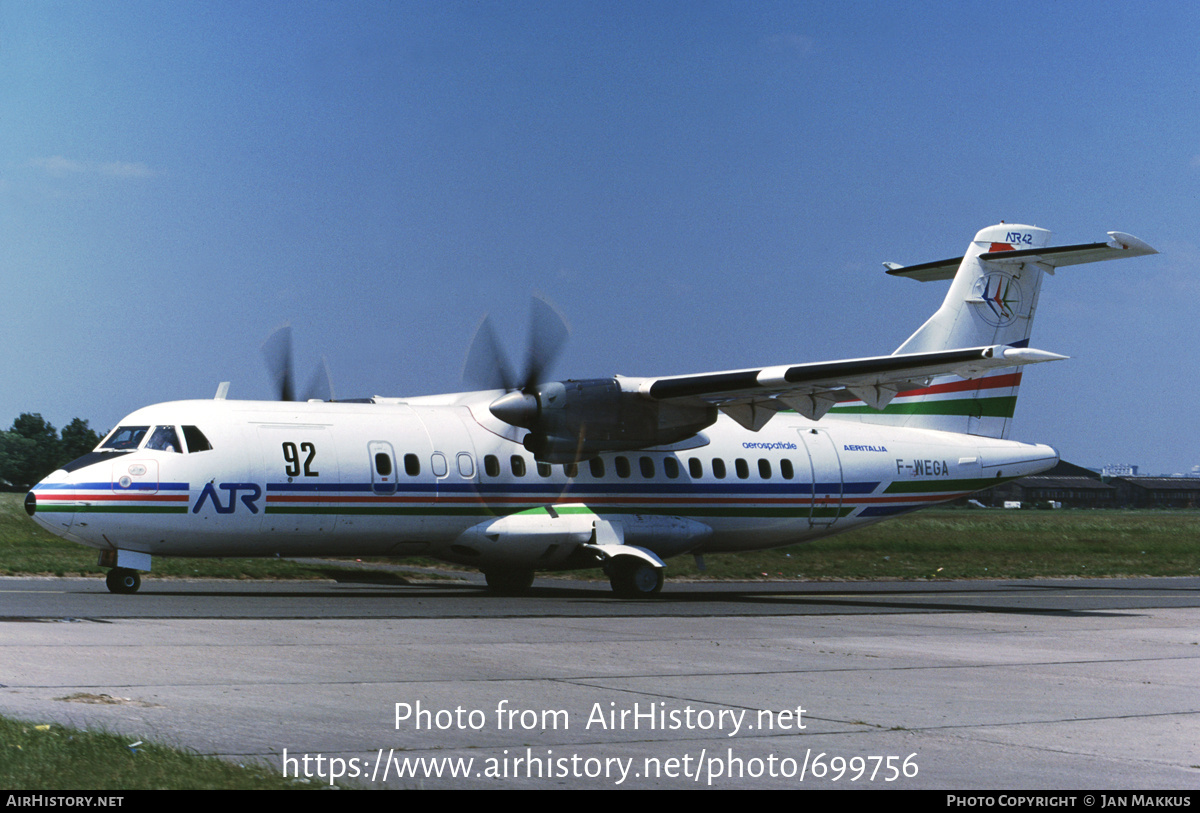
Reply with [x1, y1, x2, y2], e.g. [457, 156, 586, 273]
[0, 414, 101, 491]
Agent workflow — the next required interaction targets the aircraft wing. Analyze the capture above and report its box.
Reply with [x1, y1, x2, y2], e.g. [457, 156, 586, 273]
[885, 231, 1157, 282]
[633, 345, 1065, 430]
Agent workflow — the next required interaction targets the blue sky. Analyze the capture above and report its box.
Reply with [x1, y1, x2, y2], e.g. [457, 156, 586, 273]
[2, 1, 1197, 474]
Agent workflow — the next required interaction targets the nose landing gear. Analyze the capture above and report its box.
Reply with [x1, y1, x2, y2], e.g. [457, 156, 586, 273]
[98, 550, 150, 594]
[105, 568, 141, 594]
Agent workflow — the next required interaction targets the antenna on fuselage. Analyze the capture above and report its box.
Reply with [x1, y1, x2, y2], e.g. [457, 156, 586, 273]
[214, 382, 230, 400]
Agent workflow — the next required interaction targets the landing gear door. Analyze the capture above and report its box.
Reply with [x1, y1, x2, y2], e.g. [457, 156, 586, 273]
[798, 428, 844, 527]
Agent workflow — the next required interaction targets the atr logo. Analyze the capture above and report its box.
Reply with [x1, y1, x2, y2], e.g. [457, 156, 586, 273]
[193, 482, 262, 514]
[972, 273, 1022, 327]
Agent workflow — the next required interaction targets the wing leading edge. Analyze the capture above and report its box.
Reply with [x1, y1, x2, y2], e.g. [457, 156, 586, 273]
[632, 344, 1065, 431]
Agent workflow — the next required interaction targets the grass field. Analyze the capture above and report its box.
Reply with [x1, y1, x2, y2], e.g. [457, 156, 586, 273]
[2, 492, 1196, 583]
[0, 717, 319, 790]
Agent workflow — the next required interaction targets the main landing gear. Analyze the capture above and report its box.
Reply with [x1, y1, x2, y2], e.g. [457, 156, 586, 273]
[607, 558, 664, 598]
[483, 568, 536, 595]
[483, 561, 665, 597]
[105, 568, 141, 594]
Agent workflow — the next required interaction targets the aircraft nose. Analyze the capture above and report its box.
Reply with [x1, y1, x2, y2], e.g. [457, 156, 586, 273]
[26, 469, 78, 536]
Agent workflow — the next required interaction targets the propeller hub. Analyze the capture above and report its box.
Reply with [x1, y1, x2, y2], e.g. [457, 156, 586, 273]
[489, 391, 539, 428]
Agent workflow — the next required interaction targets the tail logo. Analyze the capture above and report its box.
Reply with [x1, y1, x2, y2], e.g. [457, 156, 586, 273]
[972, 273, 1022, 327]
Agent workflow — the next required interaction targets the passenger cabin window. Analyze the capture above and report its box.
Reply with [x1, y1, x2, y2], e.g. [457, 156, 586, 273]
[565, 462, 579, 478]
[758, 459, 771, 479]
[510, 456, 526, 477]
[375, 453, 393, 477]
[640, 457, 655, 478]
[536, 461, 551, 478]
[688, 458, 703, 479]
[484, 455, 500, 477]
[458, 453, 475, 478]
[404, 453, 420, 476]
[589, 458, 605, 478]
[182, 426, 212, 453]
[735, 458, 749, 479]
[663, 457, 680, 479]
[712, 459, 726, 479]
[615, 456, 631, 478]
[780, 459, 794, 480]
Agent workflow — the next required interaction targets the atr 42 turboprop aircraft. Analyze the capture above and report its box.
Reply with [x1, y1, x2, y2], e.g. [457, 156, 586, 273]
[26, 224, 1156, 597]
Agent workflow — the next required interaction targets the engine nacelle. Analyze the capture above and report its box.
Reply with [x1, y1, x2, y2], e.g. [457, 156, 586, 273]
[490, 377, 716, 463]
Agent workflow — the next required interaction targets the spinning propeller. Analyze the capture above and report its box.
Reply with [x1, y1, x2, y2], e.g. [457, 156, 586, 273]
[463, 295, 570, 429]
[462, 295, 711, 463]
[262, 324, 335, 402]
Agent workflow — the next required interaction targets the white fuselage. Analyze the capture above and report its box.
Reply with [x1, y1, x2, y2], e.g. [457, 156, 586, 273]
[28, 394, 1057, 570]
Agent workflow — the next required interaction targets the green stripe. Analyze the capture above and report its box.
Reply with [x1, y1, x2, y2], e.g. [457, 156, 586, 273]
[830, 395, 1017, 418]
[884, 478, 995, 494]
[268, 505, 855, 520]
[268, 506, 484, 517]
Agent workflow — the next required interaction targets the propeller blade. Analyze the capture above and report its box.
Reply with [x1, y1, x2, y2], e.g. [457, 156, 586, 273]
[302, 357, 334, 402]
[470, 295, 571, 435]
[523, 295, 569, 391]
[463, 314, 518, 391]
[262, 324, 296, 401]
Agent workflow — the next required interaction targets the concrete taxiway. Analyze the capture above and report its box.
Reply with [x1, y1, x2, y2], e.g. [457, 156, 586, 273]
[1, 576, 1197, 789]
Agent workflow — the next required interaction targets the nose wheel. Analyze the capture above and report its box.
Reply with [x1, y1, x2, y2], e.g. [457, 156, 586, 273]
[105, 568, 141, 594]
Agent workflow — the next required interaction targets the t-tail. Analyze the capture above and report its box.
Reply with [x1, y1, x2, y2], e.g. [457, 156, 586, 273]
[828, 223, 1156, 438]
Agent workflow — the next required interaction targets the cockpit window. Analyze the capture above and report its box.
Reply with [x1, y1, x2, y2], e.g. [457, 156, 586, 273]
[182, 426, 212, 453]
[100, 426, 149, 450]
[145, 425, 182, 453]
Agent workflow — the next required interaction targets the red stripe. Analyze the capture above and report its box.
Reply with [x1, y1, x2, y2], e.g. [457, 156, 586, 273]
[837, 372, 1021, 403]
[896, 371, 1022, 397]
[267, 493, 966, 507]
[36, 493, 188, 502]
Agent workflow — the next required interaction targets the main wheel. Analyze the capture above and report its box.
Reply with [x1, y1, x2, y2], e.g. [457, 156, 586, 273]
[105, 568, 141, 594]
[608, 559, 664, 598]
[484, 569, 535, 595]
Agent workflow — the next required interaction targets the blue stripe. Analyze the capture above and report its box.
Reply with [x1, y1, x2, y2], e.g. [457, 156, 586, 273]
[33, 482, 191, 491]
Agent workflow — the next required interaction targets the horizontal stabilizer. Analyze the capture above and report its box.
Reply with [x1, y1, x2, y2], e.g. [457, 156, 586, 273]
[886, 230, 1157, 282]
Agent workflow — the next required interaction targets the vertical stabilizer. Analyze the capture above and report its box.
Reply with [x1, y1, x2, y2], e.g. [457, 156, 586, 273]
[831, 224, 1052, 439]
[896, 223, 1052, 354]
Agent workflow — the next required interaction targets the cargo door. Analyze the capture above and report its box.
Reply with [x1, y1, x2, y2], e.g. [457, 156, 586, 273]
[798, 428, 844, 527]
